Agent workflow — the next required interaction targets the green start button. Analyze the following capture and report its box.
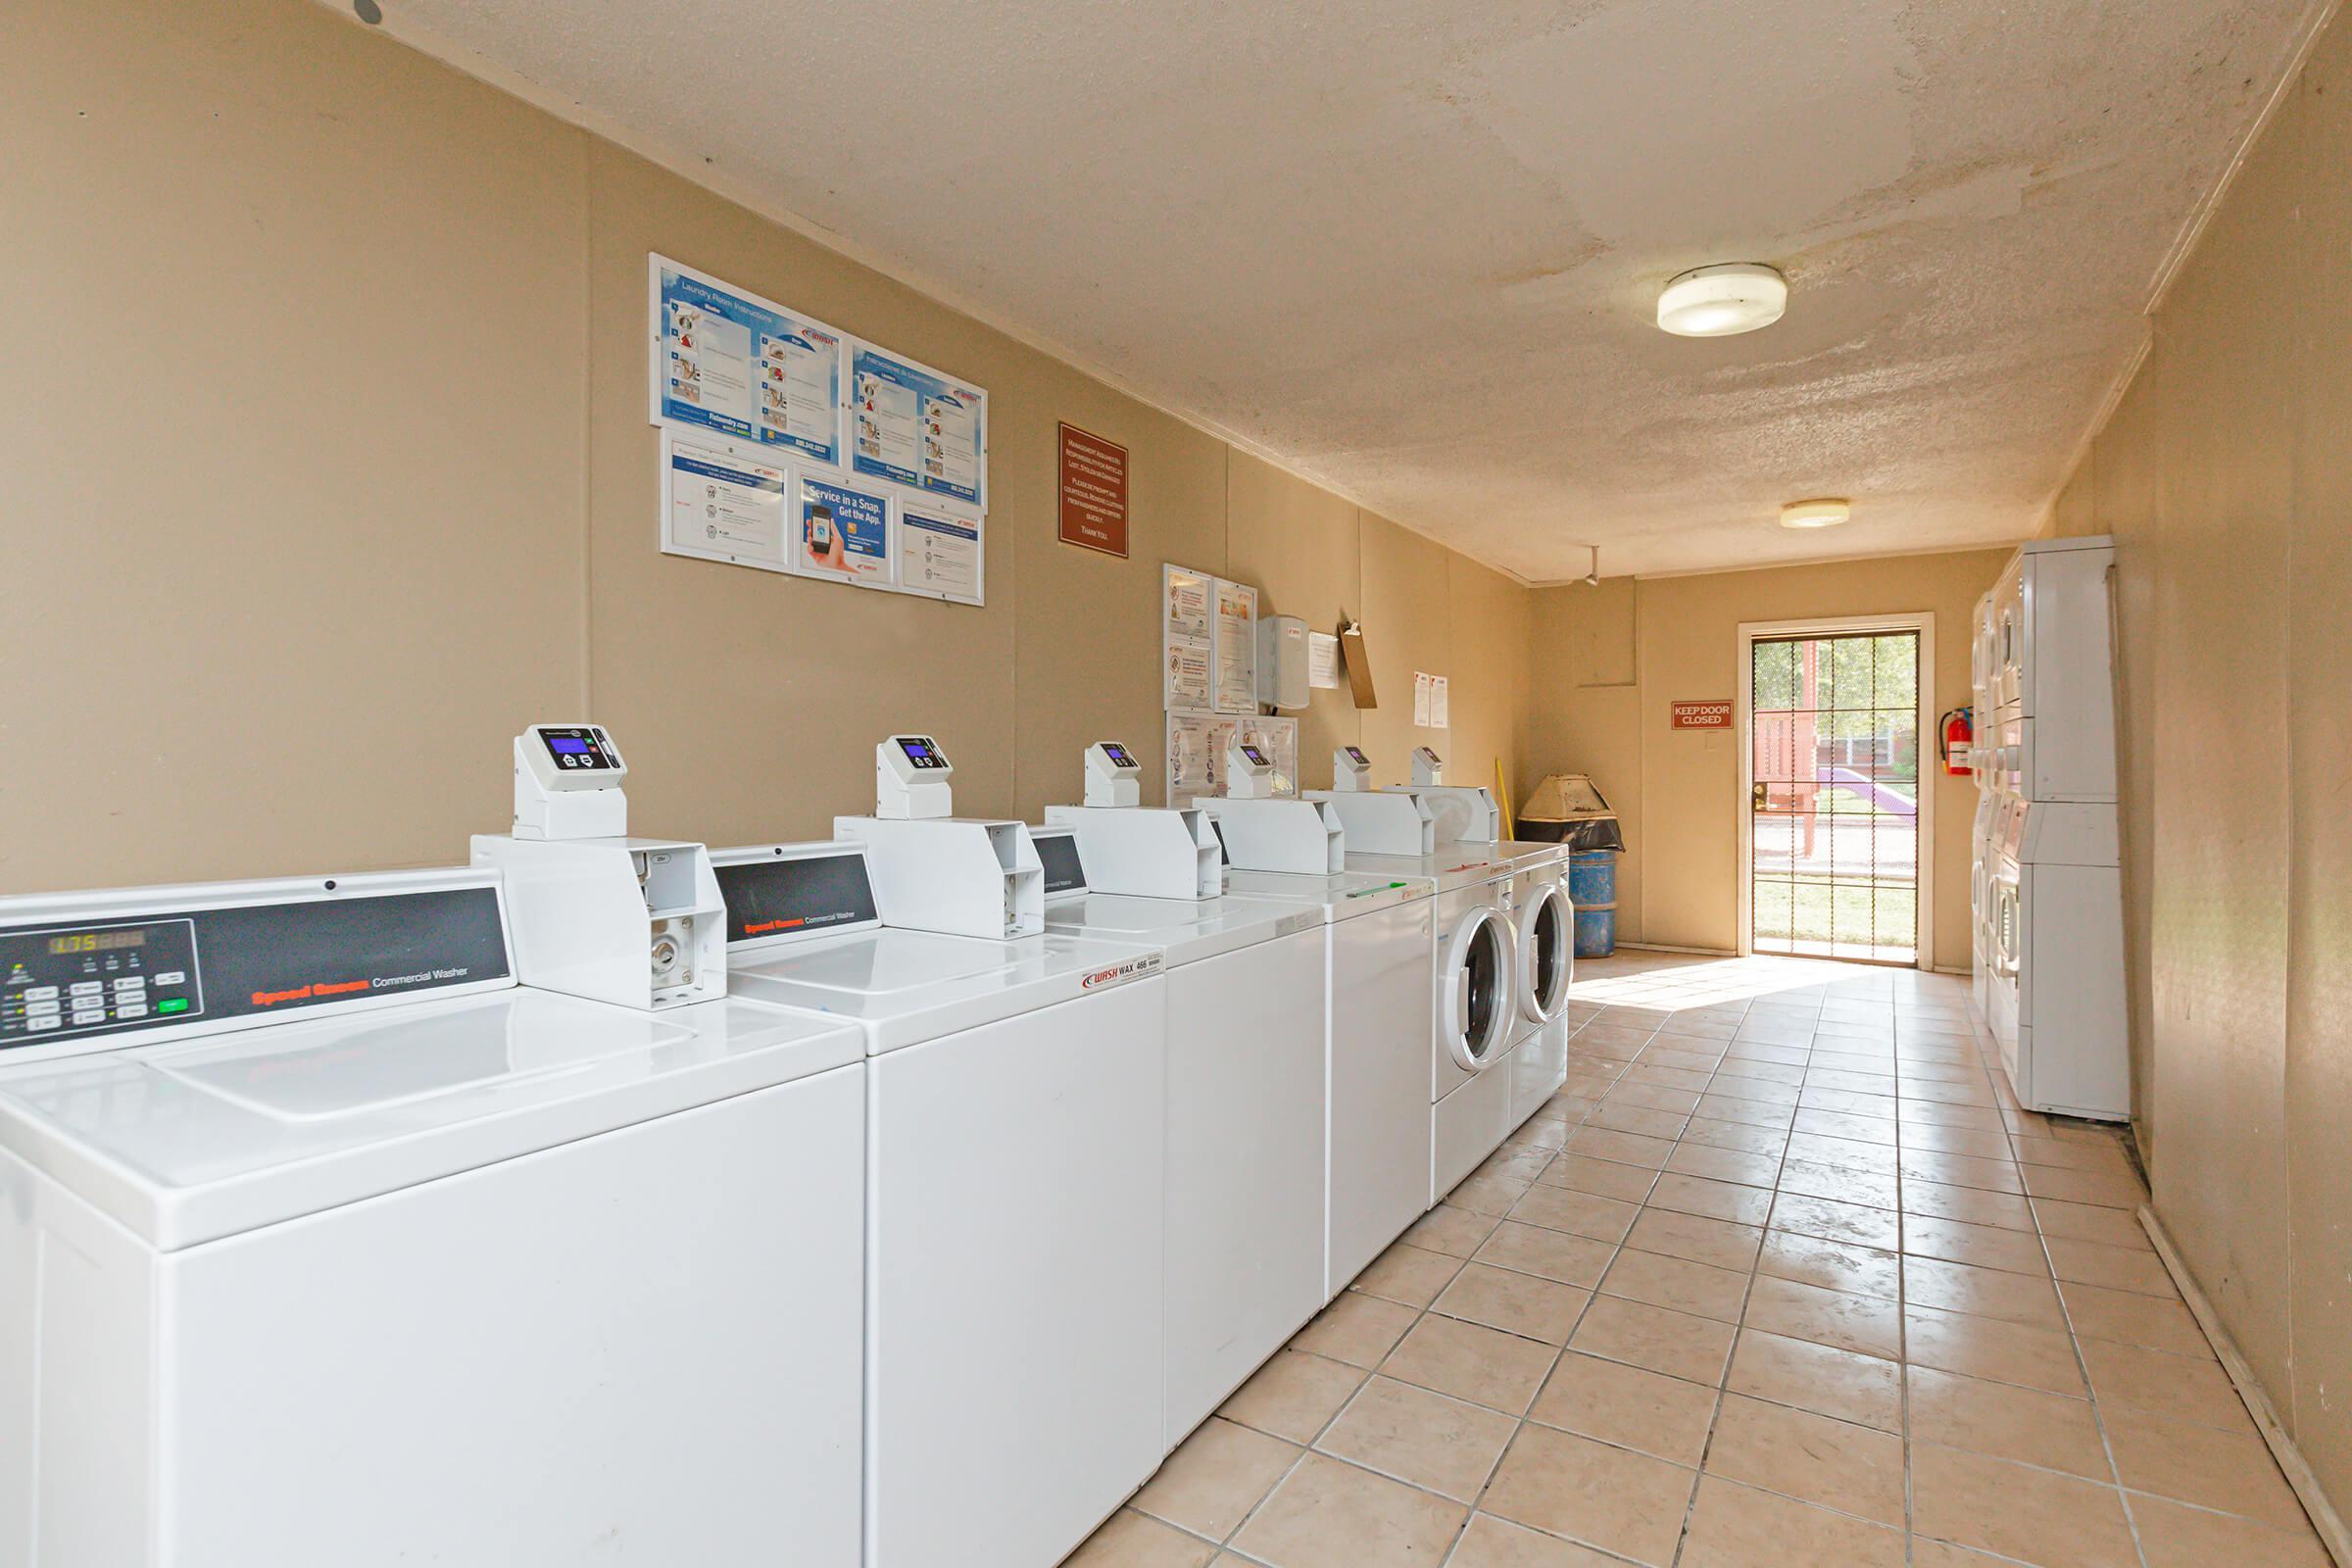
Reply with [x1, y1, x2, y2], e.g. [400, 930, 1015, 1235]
[158, 998, 190, 1015]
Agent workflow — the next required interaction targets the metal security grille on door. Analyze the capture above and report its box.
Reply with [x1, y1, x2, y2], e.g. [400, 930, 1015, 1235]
[1749, 632, 1921, 964]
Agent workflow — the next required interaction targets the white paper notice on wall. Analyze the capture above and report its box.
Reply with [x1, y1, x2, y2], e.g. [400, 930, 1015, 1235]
[660, 431, 791, 573]
[1412, 672, 1431, 727]
[1429, 675, 1449, 729]
[1307, 631, 1340, 690]
[1167, 712, 1217, 805]
[1167, 712, 1299, 806]
[1213, 580, 1259, 714]
[1164, 564, 1215, 712]
[1166, 640, 1211, 709]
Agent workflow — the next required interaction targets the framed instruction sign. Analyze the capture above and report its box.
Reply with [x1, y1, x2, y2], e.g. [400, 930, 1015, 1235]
[660, 431, 791, 573]
[650, 257, 846, 465]
[849, 340, 987, 508]
[897, 504, 985, 607]
[791, 472, 894, 588]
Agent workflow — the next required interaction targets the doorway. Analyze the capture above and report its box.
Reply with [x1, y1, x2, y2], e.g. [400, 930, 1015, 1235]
[1739, 616, 1934, 967]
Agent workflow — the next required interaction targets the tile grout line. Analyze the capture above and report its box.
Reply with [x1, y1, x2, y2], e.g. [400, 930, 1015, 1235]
[1107, 959, 2207, 1568]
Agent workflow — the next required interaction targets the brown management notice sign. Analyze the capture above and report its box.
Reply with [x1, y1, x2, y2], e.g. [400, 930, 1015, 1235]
[1057, 423, 1129, 557]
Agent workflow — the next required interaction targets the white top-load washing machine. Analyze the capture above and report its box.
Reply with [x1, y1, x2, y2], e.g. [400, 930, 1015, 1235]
[1033, 745, 1329, 1449]
[0, 858, 868, 1568]
[710, 737, 1170, 1568]
[1210, 743, 1437, 1298]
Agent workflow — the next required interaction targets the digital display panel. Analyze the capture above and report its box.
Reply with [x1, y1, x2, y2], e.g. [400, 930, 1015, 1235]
[1239, 745, 1267, 765]
[896, 737, 948, 770]
[47, 929, 147, 956]
[1102, 744, 1134, 767]
[1345, 747, 1367, 763]
[537, 726, 617, 770]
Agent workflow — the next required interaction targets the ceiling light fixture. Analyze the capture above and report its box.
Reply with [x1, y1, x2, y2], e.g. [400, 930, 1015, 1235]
[1780, 498, 1851, 530]
[1656, 263, 1788, 337]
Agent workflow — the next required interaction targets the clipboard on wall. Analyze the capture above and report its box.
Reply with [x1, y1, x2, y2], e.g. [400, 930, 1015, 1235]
[1339, 620, 1376, 709]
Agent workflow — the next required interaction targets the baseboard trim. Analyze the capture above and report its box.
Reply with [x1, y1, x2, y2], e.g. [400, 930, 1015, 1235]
[1611, 943, 1740, 958]
[2138, 1204, 2351, 1567]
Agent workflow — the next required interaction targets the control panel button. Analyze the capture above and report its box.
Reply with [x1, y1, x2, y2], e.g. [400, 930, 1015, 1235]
[114, 976, 146, 992]
[155, 971, 187, 986]
[157, 998, 191, 1015]
[115, 1004, 149, 1020]
[24, 985, 58, 1001]
[25, 1016, 60, 1032]
[72, 1009, 104, 1027]
[26, 999, 60, 1017]
[69, 982, 103, 997]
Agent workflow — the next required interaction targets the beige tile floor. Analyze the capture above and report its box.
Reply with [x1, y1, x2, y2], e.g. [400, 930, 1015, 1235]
[1063, 952, 2331, 1568]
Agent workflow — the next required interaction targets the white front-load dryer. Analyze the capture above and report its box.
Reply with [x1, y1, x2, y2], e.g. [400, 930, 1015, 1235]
[1349, 849, 1519, 1204]
[1503, 858, 1574, 1130]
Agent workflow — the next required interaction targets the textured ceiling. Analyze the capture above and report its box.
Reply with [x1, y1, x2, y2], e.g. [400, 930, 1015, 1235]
[369, 0, 2321, 577]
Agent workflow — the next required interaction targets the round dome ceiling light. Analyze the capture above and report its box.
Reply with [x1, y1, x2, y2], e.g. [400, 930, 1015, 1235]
[1780, 498, 1851, 530]
[1656, 263, 1788, 337]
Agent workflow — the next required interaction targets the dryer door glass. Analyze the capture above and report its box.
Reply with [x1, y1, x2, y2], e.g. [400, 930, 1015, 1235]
[1445, 907, 1511, 1071]
[1517, 883, 1571, 1024]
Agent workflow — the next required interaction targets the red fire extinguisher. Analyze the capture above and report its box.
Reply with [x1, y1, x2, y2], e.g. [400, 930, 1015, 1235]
[1938, 707, 1975, 776]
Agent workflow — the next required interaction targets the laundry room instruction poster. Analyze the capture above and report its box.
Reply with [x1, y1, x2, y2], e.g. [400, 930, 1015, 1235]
[650, 253, 988, 605]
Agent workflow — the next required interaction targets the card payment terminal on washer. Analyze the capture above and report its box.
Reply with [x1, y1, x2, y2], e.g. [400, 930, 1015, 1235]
[472, 725, 726, 1010]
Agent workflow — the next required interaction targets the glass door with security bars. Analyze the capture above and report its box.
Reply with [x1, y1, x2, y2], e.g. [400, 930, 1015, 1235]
[1746, 629, 1923, 964]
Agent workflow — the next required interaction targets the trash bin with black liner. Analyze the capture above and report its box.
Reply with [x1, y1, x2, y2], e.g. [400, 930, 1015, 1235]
[1519, 774, 1625, 958]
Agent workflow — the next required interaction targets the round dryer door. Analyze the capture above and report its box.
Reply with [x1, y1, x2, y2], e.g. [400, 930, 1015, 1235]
[1443, 906, 1514, 1072]
[1516, 881, 1572, 1025]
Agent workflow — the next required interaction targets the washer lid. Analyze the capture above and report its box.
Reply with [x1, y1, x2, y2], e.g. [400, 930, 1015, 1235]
[1041, 893, 1319, 965]
[1347, 850, 1515, 894]
[0, 991, 863, 1251]
[1493, 839, 1573, 871]
[725, 928, 1164, 1054]
[1221, 869, 1434, 922]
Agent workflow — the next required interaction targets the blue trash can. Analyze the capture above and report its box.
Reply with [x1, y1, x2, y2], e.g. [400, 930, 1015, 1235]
[1569, 850, 1619, 958]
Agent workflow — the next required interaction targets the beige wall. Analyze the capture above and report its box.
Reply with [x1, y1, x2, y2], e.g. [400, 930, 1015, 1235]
[2046, 8, 2351, 1510]
[0, 0, 1532, 893]
[1527, 551, 2010, 971]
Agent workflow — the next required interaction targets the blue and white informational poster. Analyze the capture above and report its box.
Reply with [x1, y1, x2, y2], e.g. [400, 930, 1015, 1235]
[650, 255, 845, 465]
[793, 472, 895, 588]
[660, 431, 791, 573]
[849, 340, 987, 507]
[897, 504, 985, 606]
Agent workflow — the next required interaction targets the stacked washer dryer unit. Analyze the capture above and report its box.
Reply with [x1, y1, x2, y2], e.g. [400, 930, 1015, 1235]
[0, 726, 870, 1567]
[711, 735, 1171, 1568]
[1038, 742, 1330, 1449]
[1347, 749, 1575, 1186]
[1971, 539, 2131, 1119]
[1205, 742, 1438, 1299]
